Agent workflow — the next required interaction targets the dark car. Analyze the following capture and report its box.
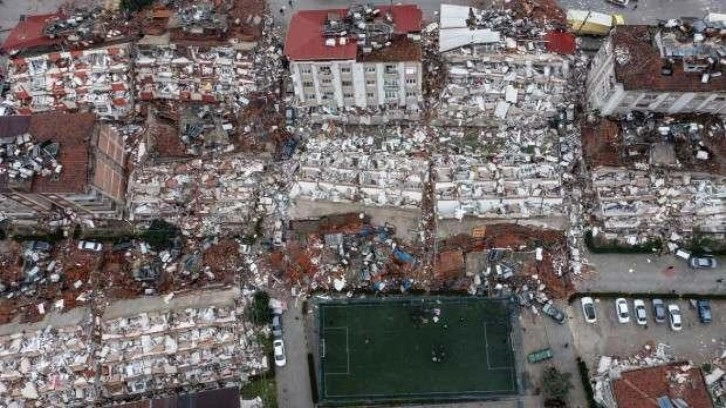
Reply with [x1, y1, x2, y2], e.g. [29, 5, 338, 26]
[271, 314, 283, 338]
[697, 300, 712, 324]
[542, 303, 566, 324]
[652, 299, 666, 323]
[23, 241, 53, 252]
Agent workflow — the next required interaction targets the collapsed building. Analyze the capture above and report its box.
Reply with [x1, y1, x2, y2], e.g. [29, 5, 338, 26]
[584, 113, 726, 243]
[436, 4, 575, 127]
[587, 15, 726, 117]
[0, 113, 127, 221]
[285, 5, 423, 122]
[4, 44, 134, 118]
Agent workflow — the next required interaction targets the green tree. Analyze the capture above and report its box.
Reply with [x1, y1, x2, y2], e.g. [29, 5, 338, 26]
[120, 0, 153, 13]
[141, 220, 180, 251]
[248, 291, 271, 325]
[542, 366, 573, 402]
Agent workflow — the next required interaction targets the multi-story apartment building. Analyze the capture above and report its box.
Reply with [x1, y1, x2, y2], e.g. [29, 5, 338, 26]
[284, 5, 423, 111]
[587, 16, 726, 116]
[0, 112, 126, 221]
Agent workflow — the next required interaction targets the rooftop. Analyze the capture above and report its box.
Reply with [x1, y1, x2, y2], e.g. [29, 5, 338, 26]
[612, 24, 726, 92]
[612, 363, 713, 408]
[284, 4, 422, 61]
[0, 113, 95, 194]
[1, 14, 62, 52]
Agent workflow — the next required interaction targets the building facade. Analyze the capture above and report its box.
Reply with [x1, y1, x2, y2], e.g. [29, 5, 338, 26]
[0, 113, 126, 220]
[587, 20, 726, 116]
[285, 5, 423, 111]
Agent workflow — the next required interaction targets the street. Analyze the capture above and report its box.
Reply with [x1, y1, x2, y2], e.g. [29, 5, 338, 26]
[578, 251, 726, 295]
[276, 297, 314, 408]
[556, 0, 724, 24]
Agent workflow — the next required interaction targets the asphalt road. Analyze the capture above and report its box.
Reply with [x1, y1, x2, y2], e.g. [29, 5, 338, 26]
[578, 251, 726, 295]
[276, 296, 314, 408]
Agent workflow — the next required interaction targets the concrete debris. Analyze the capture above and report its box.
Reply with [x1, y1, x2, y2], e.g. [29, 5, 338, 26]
[5, 44, 133, 118]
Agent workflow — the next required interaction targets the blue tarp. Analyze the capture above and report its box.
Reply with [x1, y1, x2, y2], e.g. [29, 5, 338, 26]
[393, 248, 417, 265]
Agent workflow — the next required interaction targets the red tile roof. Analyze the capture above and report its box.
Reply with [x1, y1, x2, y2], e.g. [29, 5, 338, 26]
[1, 14, 62, 52]
[285, 5, 422, 61]
[612, 25, 726, 93]
[0, 113, 95, 194]
[612, 363, 713, 408]
[545, 31, 576, 55]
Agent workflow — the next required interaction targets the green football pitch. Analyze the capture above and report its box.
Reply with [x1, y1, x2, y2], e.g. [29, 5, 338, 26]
[317, 297, 518, 404]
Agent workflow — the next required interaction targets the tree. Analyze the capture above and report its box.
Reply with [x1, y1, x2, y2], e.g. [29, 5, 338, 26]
[542, 366, 573, 403]
[120, 0, 153, 13]
[141, 220, 180, 251]
[248, 291, 271, 325]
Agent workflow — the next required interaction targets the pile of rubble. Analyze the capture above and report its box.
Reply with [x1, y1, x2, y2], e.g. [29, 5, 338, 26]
[585, 114, 726, 242]
[100, 304, 264, 398]
[291, 126, 428, 208]
[436, 4, 573, 127]
[4, 44, 133, 118]
[0, 134, 61, 183]
[135, 44, 256, 110]
[0, 325, 95, 407]
[127, 156, 272, 237]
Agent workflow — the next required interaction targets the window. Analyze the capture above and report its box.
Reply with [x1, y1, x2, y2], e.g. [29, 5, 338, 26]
[366, 67, 376, 73]
[343, 93, 353, 99]
[319, 66, 332, 75]
[367, 93, 375, 98]
[385, 91, 398, 100]
[300, 67, 312, 75]
[321, 78, 332, 85]
[366, 79, 376, 86]
[384, 80, 399, 88]
[342, 80, 352, 87]
[305, 94, 315, 100]
[406, 78, 417, 85]
[302, 81, 313, 88]
[406, 91, 417, 97]
[405, 67, 417, 75]
[322, 91, 334, 100]
[341, 67, 351, 73]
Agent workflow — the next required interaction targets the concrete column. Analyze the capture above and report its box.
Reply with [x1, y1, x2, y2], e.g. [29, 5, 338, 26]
[376, 63, 384, 106]
[352, 63, 366, 107]
[331, 62, 343, 107]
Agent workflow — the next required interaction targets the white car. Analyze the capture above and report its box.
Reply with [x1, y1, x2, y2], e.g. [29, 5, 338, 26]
[615, 298, 630, 323]
[633, 299, 647, 325]
[77, 241, 103, 252]
[273, 339, 286, 367]
[668, 304, 682, 331]
[581, 297, 597, 324]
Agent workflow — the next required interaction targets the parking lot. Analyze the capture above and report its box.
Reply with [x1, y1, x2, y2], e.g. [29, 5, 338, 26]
[568, 297, 726, 365]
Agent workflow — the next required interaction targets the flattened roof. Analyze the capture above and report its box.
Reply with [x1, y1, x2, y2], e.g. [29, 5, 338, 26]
[612, 25, 726, 92]
[0, 113, 95, 194]
[612, 364, 713, 408]
[284, 5, 422, 61]
[1, 14, 62, 52]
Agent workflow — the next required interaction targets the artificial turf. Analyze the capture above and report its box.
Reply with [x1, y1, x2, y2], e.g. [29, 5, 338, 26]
[318, 297, 517, 404]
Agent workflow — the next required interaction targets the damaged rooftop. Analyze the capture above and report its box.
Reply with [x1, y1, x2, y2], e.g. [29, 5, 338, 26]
[612, 23, 726, 92]
[284, 4, 422, 61]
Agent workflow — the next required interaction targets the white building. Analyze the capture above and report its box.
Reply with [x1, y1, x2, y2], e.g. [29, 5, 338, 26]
[284, 5, 423, 111]
[586, 18, 726, 116]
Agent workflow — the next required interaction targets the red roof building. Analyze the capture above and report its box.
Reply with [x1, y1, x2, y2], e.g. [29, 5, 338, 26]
[285, 5, 422, 61]
[1, 14, 62, 52]
[612, 364, 713, 408]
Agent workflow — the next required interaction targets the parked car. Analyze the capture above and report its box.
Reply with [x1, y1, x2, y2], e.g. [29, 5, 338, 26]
[23, 241, 53, 252]
[77, 241, 103, 252]
[527, 348, 554, 364]
[615, 298, 630, 323]
[271, 314, 283, 338]
[581, 297, 597, 323]
[668, 304, 682, 331]
[652, 299, 666, 323]
[696, 300, 712, 324]
[633, 299, 647, 325]
[285, 106, 296, 127]
[273, 339, 286, 367]
[542, 303, 566, 324]
[689, 256, 717, 269]
[606, 0, 629, 6]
